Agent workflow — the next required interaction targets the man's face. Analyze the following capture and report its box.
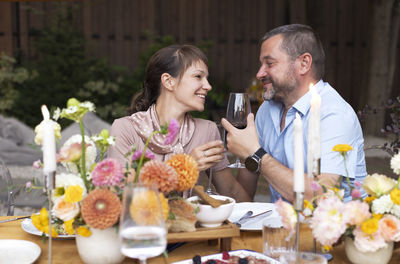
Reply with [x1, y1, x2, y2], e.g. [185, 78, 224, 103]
[256, 35, 298, 102]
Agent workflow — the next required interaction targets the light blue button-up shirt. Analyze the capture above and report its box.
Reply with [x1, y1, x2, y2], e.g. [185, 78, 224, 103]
[255, 80, 367, 202]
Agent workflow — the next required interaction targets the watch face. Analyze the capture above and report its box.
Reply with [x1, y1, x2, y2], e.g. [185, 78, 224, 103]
[245, 157, 258, 172]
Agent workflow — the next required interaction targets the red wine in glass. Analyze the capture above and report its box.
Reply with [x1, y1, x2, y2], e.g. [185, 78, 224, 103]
[225, 93, 251, 168]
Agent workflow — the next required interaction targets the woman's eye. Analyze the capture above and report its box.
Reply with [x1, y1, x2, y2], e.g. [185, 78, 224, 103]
[195, 75, 201, 79]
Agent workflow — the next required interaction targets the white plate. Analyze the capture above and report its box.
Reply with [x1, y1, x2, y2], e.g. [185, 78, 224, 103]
[228, 202, 281, 231]
[0, 239, 41, 264]
[172, 249, 280, 264]
[21, 218, 75, 239]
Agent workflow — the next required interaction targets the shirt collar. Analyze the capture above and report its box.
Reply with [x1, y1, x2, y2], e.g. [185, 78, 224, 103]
[292, 79, 323, 116]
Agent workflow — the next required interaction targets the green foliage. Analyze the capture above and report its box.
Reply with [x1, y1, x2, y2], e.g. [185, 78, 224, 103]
[7, 3, 231, 127]
[0, 53, 36, 114]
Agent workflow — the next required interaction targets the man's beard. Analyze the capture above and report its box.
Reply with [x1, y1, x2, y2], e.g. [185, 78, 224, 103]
[262, 65, 297, 102]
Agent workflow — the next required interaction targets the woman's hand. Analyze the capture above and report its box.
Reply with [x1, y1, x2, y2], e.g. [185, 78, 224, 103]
[190, 140, 225, 171]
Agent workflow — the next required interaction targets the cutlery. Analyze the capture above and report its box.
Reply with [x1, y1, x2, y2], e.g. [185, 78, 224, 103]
[0, 216, 30, 223]
[233, 210, 253, 226]
[234, 210, 272, 227]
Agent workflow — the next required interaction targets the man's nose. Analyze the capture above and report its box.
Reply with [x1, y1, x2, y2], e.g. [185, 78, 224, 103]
[256, 65, 267, 80]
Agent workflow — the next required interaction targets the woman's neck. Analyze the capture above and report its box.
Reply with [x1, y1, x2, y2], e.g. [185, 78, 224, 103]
[155, 99, 185, 125]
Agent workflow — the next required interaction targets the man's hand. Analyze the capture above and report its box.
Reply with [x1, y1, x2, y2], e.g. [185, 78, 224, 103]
[221, 113, 260, 159]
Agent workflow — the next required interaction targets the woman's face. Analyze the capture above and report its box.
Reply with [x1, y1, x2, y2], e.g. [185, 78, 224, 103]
[172, 60, 211, 112]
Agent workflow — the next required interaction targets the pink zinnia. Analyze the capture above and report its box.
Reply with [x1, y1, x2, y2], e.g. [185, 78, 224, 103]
[91, 158, 124, 186]
[351, 188, 362, 199]
[32, 159, 42, 169]
[275, 198, 297, 233]
[131, 149, 155, 162]
[164, 118, 179, 145]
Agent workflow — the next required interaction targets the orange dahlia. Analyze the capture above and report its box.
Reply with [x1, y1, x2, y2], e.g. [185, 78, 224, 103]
[81, 189, 121, 229]
[139, 160, 178, 193]
[166, 154, 199, 191]
[129, 190, 165, 225]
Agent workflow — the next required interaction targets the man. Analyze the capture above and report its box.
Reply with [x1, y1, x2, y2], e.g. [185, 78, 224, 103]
[221, 24, 366, 203]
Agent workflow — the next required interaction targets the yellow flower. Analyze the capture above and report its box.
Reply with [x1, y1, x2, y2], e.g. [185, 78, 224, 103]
[304, 200, 314, 211]
[76, 226, 92, 237]
[372, 214, 383, 220]
[322, 245, 332, 252]
[390, 188, 400, 205]
[130, 190, 164, 225]
[364, 196, 376, 204]
[332, 144, 353, 153]
[31, 207, 58, 237]
[159, 193, 169, 220]
[64, 219, 75, 235]
[361, 218, 379, 235]
[64, 185, 83, 203]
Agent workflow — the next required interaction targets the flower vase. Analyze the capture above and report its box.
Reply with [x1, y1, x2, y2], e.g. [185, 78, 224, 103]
[344, 237, 393, 264]
[75, 227, 125, 264]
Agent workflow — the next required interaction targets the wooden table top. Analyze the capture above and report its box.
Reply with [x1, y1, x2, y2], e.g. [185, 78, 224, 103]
[1, 216, 400, 264]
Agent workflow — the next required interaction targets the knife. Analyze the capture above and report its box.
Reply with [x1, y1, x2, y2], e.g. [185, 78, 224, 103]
[234, 210, 272, 227]
[0, 216, 30, 223]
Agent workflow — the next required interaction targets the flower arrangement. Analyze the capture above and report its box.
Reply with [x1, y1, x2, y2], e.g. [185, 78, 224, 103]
[31, 98, 199, 237]
[276, 144, 400, 253]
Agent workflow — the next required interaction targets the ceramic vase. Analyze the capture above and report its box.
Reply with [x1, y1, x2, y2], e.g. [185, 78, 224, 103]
[75, 227, 125, 264]
[344, 237, 393, 264]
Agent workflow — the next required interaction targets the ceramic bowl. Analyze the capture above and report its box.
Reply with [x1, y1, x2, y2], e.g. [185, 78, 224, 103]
[187, 195, 235, 228]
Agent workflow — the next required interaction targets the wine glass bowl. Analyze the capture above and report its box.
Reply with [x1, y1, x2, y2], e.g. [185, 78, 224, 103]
[119, 184, 167, 264]
[225, 93, 251, 168]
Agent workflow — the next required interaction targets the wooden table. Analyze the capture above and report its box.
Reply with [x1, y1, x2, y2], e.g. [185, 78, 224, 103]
[1, 216, 400, 263]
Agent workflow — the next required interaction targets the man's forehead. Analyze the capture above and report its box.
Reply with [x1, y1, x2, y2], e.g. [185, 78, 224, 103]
[259, 35, 285, 61]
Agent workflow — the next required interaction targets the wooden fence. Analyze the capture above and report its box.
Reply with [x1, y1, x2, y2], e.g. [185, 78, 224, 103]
[0, 0, 399, 111]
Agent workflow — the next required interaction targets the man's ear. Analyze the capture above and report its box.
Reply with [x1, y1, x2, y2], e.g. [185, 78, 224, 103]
[161, 73, 175, 91]
[297, 53, 312, 75]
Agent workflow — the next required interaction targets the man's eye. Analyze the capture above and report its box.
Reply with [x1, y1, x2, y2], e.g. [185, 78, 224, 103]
[195, 75, 201, 79]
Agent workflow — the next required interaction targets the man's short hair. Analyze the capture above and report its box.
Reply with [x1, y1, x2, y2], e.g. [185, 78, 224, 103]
[261, 24, 325, 80]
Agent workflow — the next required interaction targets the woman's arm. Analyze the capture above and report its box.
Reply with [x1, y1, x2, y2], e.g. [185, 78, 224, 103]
[212, 168, 252, 202]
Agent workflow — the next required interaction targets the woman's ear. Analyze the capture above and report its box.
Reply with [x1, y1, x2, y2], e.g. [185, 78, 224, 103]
[161, 73, 175, 91]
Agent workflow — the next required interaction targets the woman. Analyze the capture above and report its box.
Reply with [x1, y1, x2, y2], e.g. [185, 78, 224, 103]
[108, 44, 250, 202]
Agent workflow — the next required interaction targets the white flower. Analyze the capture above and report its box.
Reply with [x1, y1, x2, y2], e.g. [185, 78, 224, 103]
[371, 195, 393, 214]
[52, 195, 80, 221]
[61, 134, 97, 174]
[391, 204, 400, 218]
[80, 101, 95, 111]
[362, 173, 396, 197]
[391, 153, 400, 175]
[91, 135, 102, 142]
[107, 137, 115, 145]
[65, 105, 78, 114]
[34, 120, 62, 145]
[53, 173, 87, 200]
[53, 108, 61, 121]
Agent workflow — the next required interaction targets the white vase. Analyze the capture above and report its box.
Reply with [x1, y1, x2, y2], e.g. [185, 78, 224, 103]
[75, 227, 125, 264]
[344, 237, 393, 264]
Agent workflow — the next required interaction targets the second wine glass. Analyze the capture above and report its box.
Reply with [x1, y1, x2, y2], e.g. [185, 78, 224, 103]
[119, 183, 167, 264]
[225, 93, 251, 168]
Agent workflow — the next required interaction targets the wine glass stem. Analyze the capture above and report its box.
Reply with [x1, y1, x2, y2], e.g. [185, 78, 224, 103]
[206, 168, 213, 193]
[139, 258, 147, 264]
[235, 157, 241, 165]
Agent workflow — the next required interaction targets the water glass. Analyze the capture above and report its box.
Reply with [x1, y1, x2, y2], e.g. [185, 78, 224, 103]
[119, 183, 167, 264]
[279, 251, 328, 264]
[262, 217, 295, 259]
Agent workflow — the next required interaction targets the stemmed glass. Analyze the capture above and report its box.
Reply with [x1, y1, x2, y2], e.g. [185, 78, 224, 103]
[205, 123, 224, 195]
[225, 93, 251, 168]
[119, 183, 167, 264]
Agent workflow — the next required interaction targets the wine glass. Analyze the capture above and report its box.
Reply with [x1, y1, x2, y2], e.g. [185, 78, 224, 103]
[205, 123, 224, 195]
[119, 183, 167, 264]
[225, 93, 251, 168]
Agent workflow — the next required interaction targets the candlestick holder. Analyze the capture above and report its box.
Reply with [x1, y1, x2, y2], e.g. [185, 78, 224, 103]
[44, 170, 56, 264]
[294, 191, 304, 253]
[311, 158, 320, 253]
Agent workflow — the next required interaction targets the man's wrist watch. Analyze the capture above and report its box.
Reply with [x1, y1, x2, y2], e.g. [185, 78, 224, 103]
[245, 148, 267, 173]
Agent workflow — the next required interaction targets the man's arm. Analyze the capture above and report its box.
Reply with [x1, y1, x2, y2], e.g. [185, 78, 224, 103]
[222, 113, 341, 202]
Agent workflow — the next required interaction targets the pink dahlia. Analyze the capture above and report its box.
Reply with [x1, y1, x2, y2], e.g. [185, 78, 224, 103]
[353, 226, 387, 252]
[164, 118, 179, 145]
[275, 198, 297, 232]
[139, 160, 178, 193]
[310, 195, 346, 247]
[91, 158, 124, 186]
[343, 200, 371, 226]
